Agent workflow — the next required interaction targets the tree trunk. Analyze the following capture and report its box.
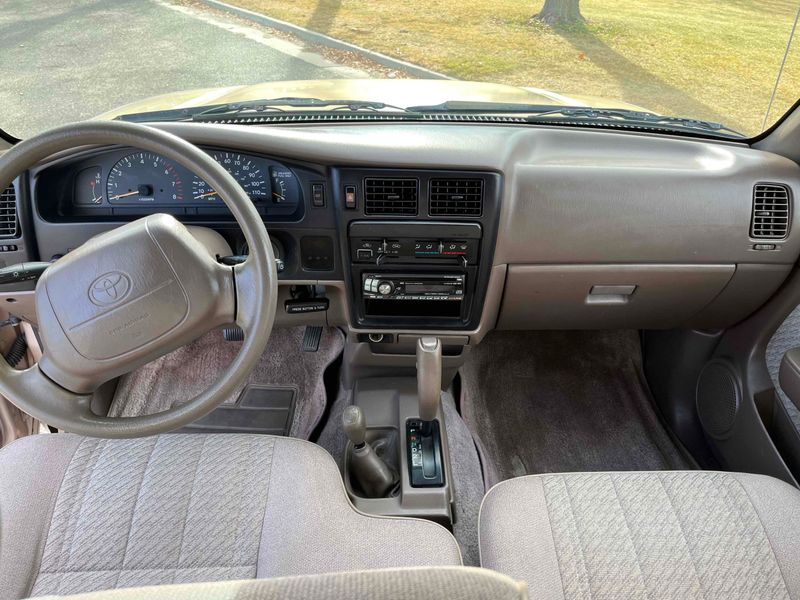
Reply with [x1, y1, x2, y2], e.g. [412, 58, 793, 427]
[533, 0, 584, 25]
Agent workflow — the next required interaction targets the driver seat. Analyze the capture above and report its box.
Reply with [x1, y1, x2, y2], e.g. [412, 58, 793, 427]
[0, 433, 462, 599]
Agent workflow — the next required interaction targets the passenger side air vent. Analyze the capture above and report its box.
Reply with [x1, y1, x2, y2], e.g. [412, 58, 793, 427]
[751, 183, 790, 239]
[0, 185, 18, 239]
[429, 179, 483, 216]
[364, 178, 418, 215]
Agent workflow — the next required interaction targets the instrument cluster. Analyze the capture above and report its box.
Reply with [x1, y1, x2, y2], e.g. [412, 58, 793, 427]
[68, 148, 302, 218]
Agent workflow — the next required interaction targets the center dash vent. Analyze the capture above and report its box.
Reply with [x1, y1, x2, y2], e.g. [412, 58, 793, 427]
[751, 183, 790, 239]
[429, 179, 483, 216]
[364, 178, 418, 215]
[0, 185, 18, 239]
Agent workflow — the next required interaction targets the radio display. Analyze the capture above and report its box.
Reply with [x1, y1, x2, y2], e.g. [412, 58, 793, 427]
[405, 283, 454, 294]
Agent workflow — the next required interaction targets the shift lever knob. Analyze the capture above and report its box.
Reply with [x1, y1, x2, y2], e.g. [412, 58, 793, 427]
[342, 405, 397, 498]
[417, 336, 442, 422]
[342, 405, 367, 446]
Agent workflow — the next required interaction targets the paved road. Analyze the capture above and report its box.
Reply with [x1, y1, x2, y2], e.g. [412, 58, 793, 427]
[0, 0, 365, 138]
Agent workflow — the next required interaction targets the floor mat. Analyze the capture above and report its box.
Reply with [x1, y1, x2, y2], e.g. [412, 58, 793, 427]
[460, 330, 691, 487]
[109, 326, 344, 439]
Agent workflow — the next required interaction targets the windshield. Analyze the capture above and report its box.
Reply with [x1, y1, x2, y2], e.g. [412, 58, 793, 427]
[2, 0, 799, 139]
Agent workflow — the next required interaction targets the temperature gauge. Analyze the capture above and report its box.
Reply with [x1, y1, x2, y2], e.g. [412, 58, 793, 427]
[73, 166, 104, 205]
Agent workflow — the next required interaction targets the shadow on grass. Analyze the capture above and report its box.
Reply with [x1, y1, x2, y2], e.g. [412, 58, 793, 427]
[306, 0, 342, 36]
[553, 22, 728, 124]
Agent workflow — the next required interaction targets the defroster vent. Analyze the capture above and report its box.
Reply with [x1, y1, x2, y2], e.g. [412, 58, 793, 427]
[364, 178, 418, 215]
[429, 179, 483, 216]
[0, 185, 18, 239]
[751, 183, 790, 239]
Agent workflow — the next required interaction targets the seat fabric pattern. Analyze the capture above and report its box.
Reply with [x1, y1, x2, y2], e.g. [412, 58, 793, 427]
[31, 435, 275, 596]
[31, 567, 528, 600]
[0, 432, 461, 599]
[767, 304, 800, 431]
[479, 471, 800, 600]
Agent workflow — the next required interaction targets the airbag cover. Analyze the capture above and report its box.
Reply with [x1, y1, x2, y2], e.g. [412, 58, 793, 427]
[43, 227, 189, 360]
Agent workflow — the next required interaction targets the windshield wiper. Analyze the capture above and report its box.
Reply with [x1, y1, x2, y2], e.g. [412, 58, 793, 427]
[407, 101, 744, 136]
[116, 97, 413, 124]
[192, 97, 413, 120]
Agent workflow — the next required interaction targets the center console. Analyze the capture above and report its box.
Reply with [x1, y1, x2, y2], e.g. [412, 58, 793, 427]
[334, 169, 501, 526]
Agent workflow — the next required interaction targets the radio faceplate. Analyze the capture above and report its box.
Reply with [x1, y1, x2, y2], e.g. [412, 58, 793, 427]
[362, 273, 465, 300]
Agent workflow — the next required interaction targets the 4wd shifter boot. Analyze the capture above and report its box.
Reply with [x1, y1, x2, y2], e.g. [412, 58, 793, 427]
[343, 405, 397, 498]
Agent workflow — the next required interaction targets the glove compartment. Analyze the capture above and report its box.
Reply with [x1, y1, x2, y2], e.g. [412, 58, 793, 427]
[496, 264, 735, 330]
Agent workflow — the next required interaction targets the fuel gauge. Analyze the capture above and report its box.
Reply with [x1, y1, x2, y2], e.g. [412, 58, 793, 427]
[269, 165, 299, 206]
[74, 166, 104, 205]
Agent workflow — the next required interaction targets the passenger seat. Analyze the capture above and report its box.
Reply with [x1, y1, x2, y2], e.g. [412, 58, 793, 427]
[479, 471, 800, 599]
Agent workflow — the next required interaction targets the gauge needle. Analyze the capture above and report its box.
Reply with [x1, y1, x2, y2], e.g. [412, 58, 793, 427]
[273, 192, 285, 201]
[109, 190, 140, 200]
[195, 191, 219, 199]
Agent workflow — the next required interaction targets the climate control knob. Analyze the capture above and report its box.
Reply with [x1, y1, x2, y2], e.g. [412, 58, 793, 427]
[377, 280, 395, 296]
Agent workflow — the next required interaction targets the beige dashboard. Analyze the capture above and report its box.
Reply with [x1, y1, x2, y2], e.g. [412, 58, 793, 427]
[9, 121, 800, 341]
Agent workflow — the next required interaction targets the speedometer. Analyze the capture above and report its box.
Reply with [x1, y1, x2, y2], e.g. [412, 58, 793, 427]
[107, 152, 184, 203]
[192, 152, 269, 202]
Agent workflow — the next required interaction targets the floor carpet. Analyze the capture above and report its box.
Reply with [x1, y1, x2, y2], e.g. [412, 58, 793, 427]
[109, 326, 344, 440]
[460, 330, 691, 488]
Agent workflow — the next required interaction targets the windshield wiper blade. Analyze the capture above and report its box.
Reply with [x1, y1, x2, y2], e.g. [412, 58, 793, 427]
[532, 107, 744, 135]
[115, 97, 414, 124]
[407, 101, 744, 136]
[192, 97, 413, 120]
[407, 100, 559, 113]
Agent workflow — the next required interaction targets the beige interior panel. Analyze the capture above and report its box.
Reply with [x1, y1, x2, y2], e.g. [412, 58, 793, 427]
[497, 264, 735, 330]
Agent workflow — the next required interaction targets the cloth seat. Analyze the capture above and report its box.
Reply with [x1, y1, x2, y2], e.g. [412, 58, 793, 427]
[479, 471, 800, 599]
[30, 567, 528, 600]
[0, 433, 461, 599]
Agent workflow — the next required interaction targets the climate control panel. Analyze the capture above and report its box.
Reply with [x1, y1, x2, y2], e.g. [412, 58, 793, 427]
[351, 237, 479, 265]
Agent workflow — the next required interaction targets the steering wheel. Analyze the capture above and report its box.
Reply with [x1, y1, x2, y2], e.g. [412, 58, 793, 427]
[0, 121, 277, 438]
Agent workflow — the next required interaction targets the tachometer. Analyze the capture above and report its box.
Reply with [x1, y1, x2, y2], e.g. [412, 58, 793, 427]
[106, 152, 184, 203]
[192, 152, 269, 202]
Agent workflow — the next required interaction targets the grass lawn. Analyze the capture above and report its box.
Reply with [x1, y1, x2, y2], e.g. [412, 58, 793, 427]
[225, 0, 799, 136]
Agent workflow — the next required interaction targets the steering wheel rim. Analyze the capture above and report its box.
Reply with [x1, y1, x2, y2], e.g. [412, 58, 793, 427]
[0, 121, 277, 438]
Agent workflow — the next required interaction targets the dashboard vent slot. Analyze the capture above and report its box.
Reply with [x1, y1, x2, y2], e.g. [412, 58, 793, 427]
[751, 183, 790, 239]
[364, 178, 418, 215]
[429, 179, 484, 216]
[0, 185, 18, 239]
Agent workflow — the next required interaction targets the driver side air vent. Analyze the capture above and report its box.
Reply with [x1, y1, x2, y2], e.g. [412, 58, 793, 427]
[429, 179, 484, 216]
[364, 178, 418, 215]
[0, 185, 18, 239]
[751, 183, 791, 239]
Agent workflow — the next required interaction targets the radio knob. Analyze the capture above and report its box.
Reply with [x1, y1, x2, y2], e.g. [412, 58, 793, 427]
[377, 281, 394, 296]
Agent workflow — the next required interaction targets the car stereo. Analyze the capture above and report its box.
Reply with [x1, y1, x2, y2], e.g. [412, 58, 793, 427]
[362, 273, 465, 301]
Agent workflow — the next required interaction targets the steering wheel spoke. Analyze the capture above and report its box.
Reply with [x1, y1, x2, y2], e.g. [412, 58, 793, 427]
[233, 256, 276, 334]
[0, 360, 96, 428]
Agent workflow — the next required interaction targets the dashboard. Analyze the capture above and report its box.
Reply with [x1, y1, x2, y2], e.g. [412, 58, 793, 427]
[5, 120, 800, 341]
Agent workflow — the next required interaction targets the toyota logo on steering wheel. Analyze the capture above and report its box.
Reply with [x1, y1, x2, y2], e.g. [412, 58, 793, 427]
[88, 271, 132, 307]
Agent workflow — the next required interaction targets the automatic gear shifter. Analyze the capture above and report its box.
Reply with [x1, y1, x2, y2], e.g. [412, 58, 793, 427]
[416, 337, 442, 429]
[343, 405, 397, 498]
[408, 337, 445, 487]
